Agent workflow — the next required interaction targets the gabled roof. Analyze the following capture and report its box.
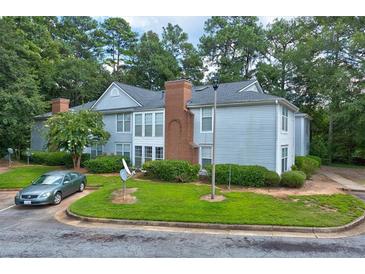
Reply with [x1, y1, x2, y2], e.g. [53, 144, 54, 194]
[114, 82, 164, 109]
[35, 80, 299, 118]
[189, 80, 279, 106]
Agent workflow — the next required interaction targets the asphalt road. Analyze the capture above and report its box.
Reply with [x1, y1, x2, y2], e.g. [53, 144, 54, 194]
[1, 190, 365, 257]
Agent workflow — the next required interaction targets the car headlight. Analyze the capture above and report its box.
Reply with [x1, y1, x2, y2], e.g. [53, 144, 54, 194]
[39, 192, 51, 198]
[15, 192, 21, 198]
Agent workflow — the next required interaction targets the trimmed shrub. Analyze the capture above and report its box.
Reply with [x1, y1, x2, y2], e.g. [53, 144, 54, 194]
[31, 151, 68, 165]
[206, 164, 268, 187]
[307, 155, 322, 167]
[280, 171, 306, 188]
[31, 151, 90, 167]
[143, 160, 200, 182]
[84, 155, 126, 173]
[264, 171, 281, 187]
[295, 156, 319, 179]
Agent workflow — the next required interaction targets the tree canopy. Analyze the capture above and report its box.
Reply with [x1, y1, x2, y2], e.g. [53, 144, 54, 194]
[0, 16, 364, 165]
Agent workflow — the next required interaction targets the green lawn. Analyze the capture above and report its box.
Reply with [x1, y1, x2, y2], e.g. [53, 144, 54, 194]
[70, 179, 365, 227]
[0, 166, 58, 188]
[0, 166, 118, 189]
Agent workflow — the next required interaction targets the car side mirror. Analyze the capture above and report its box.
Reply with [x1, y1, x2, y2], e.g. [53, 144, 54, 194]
[63, 180, 70, 184]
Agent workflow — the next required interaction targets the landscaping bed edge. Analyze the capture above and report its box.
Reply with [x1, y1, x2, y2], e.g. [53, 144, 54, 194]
[66, 208, 365, 234]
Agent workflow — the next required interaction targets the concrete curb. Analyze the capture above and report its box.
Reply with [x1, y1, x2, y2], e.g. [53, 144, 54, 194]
[66, 208, 365, 234]
[342, 188, 365, 193]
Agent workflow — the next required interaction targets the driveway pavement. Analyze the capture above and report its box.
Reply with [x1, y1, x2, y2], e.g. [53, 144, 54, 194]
[1, 190, 365, 257]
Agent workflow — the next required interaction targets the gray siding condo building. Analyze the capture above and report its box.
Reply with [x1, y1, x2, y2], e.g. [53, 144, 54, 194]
[31, 79, 311, 174]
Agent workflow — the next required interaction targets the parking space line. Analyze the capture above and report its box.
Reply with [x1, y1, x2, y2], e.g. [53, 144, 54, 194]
[0, 205, 15, 213]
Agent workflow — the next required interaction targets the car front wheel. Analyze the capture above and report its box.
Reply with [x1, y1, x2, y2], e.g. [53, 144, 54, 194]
[53, 192, 62, 205]
[79, 182, 85, 192]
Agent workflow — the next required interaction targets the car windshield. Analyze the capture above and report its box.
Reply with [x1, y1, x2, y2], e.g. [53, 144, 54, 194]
[32, 175, 63, 185]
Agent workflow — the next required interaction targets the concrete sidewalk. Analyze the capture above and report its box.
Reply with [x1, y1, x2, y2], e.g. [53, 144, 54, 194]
[321, 171, 365, 192]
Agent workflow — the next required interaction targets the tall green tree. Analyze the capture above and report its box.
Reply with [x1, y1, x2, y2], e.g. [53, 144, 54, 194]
[256, 18, 299, 98]
[199, 16, 266, 82]
[162, 23, 203, 84]
[125, 31, 180, 90]
[57, 16, 104, 60]
[101, 17, 137, 74]
[0, 17, 47, 156]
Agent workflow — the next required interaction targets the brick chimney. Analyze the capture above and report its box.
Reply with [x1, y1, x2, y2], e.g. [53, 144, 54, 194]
[164, 80, 198, 164]
[51, 98, 70, 114]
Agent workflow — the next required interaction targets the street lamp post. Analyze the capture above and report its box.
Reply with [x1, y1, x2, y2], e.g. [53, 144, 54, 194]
[211, 78, 219, 200]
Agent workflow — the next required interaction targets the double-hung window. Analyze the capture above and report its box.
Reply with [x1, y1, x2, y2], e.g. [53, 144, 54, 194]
[135, 146, 142, 168]
[116, 143, 131, 160]
[201, 146, 212, 168]
[281, 146, 288, 173]
[282, 107, 288, 132]
[91, 144, 103, 158]
[155, 112, 163, 137]
[201, 107, 213, 132]
[144, 113, 153, 137]
[155, 147, 164, 160]
[116, 113, 131, 133]
[144, 146, 153, 162]
[134, 114, 142, 136]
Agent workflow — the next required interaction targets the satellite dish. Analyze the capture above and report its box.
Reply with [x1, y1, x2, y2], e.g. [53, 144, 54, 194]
[119, 169, 128, 182]
[122, 158, 131, 176]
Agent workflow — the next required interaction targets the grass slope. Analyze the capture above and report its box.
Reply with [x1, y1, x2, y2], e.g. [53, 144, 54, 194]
[70, 179, 365, 227]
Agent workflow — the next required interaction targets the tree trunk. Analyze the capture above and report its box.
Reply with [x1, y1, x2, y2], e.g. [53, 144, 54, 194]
[328, 114, 333, 164]
[72, 154, 81, 170]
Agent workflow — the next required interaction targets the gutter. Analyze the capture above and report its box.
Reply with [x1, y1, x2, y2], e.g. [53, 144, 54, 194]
[188, 98, 299, 112]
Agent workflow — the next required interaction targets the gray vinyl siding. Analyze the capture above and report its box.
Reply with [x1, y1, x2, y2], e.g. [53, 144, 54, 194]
[304, 118, 310, 155]
[101, 114, 133, 157]
[93, 84, 139, 111]
[31, 120, 48, 151]
[295, 116, 302, 155]
[295, 116, 310, 156]
[192, 104, 277, 171]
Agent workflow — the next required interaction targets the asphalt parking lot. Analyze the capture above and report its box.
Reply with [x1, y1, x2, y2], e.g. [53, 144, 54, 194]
[1, 190, 365, 257]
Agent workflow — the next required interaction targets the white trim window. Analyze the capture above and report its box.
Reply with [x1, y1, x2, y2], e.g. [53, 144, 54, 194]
[144, 113, 153, 137]
[116, 143, 131, 160]
[281, 146, 288, 173]
[282, 107, 288, 132]
[144, 146, 153, 162]
[116, 113, 131, 133]
[134, 146, 142, 168]
[155, 112, 164, 137]
[91, 144, 103, 158]
[200, 146, 212, 168]
[155, 147, 164, 160]
[134, 114, 143, 136]
[201, 107, 213, 133]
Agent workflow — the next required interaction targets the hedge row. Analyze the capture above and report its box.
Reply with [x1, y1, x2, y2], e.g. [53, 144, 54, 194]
[143, 160, 200, 182]
[206, 164, 307, 188]
[280, 171, 306, 188]
[84, 155, 129, 173]
[31, 151, 89, 168]
[295, 155, 321, 179]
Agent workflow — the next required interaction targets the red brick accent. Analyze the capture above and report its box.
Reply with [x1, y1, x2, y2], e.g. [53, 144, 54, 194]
[164, 80, 199, 164]
[51, 98, 70, 114]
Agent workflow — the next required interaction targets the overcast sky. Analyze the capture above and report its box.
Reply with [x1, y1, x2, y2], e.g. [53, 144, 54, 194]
[96, 16, 280, 46]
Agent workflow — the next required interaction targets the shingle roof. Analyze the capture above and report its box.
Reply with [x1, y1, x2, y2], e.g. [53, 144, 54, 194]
[115, 82, 164, 109]
[35, 80, 297, 119]
[189, 80, 280, 106]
